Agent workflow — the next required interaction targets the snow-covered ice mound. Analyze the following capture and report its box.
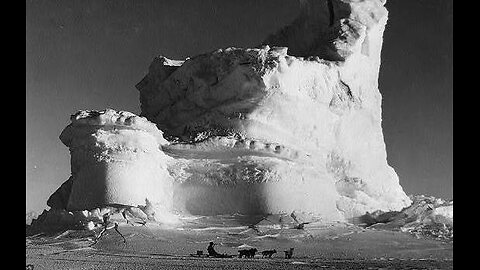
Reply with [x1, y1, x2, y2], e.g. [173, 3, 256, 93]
[135, 0, 410, 220]
[358, 195, 453, 241]
[38, 0, 415, 228]
[49, 109, 174, 220]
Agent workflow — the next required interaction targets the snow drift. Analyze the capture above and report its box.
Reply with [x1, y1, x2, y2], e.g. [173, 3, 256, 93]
[359, 195, 453, 241]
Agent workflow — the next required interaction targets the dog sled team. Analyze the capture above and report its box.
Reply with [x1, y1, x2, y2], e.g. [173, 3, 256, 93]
[193, 242, 294, 259]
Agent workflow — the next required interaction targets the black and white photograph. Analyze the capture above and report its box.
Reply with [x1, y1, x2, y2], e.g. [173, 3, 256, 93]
[26, 0, 453, 269]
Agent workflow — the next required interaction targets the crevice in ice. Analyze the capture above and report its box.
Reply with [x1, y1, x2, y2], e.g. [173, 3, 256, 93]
[339, 80, 354, 101]
[163, 136, 303, 161]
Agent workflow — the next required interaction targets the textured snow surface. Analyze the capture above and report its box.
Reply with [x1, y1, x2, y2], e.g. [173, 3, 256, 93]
[27, 201, 179, 235]
[134, 0, 410, 220]
[54, 109, 174, 215]
[360, 195, 453, 241]
[43, 0, 415, 224]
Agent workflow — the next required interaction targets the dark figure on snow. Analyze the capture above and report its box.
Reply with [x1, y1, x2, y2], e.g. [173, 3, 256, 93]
[284, 247, 294, 259]
[238, 248, 257, 258]
[207, 242, 220, 257]
[90, 213, 126, 247]
[261, 249, 277, 258]
[207, 242, 233, 258]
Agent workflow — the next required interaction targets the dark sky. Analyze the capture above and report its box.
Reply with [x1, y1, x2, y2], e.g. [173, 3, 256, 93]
[26, 0, 453, 213]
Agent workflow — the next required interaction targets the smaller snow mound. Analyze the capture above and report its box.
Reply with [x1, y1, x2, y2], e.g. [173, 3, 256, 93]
[26, 202, 180, 236]
[357, 195, 453, 242]
[61, 108, 169, 147]
[57, 109, 174, 212]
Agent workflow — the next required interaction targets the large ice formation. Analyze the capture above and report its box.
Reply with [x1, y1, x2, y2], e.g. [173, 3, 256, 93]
[44, 0, 413, 224]
[135, 0, 410, 220]
[52, 109, 173, 215]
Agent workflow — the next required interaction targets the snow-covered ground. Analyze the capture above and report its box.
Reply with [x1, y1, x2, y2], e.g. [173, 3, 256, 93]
[26, 208, 452, 269]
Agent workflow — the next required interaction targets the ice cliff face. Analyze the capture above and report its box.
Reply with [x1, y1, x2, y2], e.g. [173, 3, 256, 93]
[135, 0, 410, 220]
[46, 0, 411, 223]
